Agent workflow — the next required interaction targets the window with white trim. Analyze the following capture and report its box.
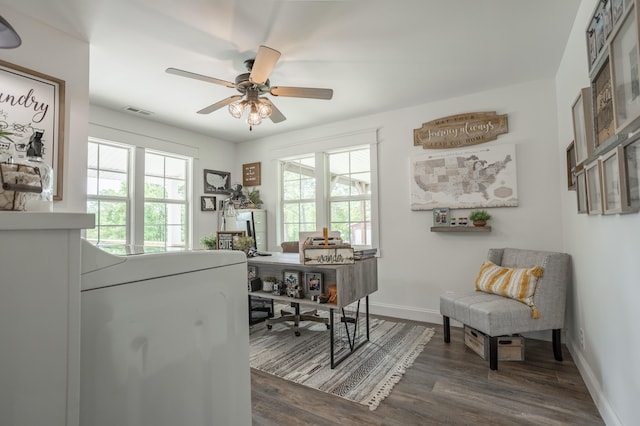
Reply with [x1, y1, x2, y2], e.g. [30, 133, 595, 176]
[279, 144, 375, 248]
[86, 139, 191, 249]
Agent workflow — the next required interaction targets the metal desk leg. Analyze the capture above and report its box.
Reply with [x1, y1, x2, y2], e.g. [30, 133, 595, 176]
[329, 297, 371, 369]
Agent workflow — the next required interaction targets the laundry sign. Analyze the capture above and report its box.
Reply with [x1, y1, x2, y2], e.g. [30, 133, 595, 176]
[414, 111, 508, 149]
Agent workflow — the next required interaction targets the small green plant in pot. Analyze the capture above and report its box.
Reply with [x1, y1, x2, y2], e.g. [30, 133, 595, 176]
[200, 233, 217, 250]
[469, 210, 492, 227]
[246, 189, 263, 208]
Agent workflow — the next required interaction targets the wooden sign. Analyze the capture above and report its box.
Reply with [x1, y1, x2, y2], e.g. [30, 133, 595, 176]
[413, 111, 508, 149]
[216, 230, 246, 250]
[242, 162, 261, 186]
[303, 247, 355, 265]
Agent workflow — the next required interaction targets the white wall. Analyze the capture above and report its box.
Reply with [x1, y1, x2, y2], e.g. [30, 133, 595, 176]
[1, 7, 90, 212]
[555, 1, 640, 425]
[236, 77, 565, 324]
[89, 105, 237, 246]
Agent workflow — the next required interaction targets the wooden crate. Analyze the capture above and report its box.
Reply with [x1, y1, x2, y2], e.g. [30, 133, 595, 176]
[464, 326, 524, 361]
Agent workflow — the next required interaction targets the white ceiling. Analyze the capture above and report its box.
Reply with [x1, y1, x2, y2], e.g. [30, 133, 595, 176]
[2, 0, 581, 143]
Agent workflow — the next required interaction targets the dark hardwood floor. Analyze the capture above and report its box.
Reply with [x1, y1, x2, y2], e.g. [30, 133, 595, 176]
[250, 317, 604, 426]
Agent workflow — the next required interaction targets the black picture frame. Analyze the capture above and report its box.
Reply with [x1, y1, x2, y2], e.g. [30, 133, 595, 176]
[216, 230, 245, 250]
[305, 272, 323, 296]
[200, 196, 216, 211]
[566, 141, 577, 190]
[204, 169, 230, 194]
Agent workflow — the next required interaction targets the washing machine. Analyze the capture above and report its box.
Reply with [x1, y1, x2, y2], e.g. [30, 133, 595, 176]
[80, 240, 251, 426]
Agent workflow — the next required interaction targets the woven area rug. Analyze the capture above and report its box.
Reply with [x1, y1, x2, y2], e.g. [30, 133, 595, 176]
[249, 307, 434, 410]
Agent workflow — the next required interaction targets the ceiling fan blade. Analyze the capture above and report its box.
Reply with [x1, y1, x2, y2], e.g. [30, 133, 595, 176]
[197, 95, 242, 114]
[270, 86, 333, 100]
[249, 45, 281, 86]
[263, 99, 286, 123]
[166, 67, 235, 88]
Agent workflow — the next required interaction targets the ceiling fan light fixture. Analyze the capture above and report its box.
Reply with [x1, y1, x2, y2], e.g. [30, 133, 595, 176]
[257, 98, 272, 119]
[247, 103, 262, 126]
[228, 100, 247, 119]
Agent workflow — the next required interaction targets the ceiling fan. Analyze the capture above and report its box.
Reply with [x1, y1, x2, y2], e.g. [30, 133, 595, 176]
[166, 45, 333, 130]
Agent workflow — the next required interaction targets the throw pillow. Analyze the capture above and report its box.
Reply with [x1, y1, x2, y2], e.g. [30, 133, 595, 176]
[475, 261, 544, 318]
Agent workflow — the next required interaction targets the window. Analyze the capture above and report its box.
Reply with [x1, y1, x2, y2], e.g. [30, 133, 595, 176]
[281, 156, 317, 242]
[143, 151, 188, 248]
[86, 141, 130, 244]
[279, 145, 376, 248]
[328, 148, 372, 245]
[86, 139, 191, 248]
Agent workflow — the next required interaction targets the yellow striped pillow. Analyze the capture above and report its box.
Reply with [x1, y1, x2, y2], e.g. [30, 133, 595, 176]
[475, 261, 544, 318]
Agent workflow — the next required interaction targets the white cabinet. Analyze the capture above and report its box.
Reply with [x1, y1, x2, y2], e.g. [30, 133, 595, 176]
[0, 212, 94, 426]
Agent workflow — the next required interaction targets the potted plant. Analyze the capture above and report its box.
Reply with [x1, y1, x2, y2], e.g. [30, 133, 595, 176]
[200, 233, 217, 250]
[469, 210, 492, 227]
[233, 235, 255, 254]
[246, 188, 263, 208]
[262, 276, 277, 292]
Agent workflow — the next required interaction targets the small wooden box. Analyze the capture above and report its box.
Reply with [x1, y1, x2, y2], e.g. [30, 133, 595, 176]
[464, 326, 524, 361]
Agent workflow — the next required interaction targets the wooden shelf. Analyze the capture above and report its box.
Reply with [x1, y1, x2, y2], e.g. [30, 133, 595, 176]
[431, 226, 491, 233]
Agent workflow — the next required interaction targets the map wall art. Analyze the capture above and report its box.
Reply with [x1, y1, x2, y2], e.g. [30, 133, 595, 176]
[410, 144, 518, 210]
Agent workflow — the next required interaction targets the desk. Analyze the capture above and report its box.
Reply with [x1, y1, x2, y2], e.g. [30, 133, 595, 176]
[247, 253, 378, 368]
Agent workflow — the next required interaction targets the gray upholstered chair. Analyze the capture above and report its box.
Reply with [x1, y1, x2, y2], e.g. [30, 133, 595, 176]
[440, 248, 571, 370]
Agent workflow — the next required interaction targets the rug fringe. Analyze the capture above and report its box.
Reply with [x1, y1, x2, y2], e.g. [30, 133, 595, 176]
[366, 328, 435, 411]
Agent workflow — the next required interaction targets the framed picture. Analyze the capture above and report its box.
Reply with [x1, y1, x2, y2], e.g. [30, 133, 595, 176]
[247, 265, 257, 282]
[622, 135, 640, 211]
[576, 169, 588, 214]
[200, 196, 216, 211]
[595, 12, 605, 54]
[0, 60, 65, 200]
[585, 159, 603, 215]
[283, 271, 300, 288]
[601, 146, 624, 214]
[572, 88, 594, 166]
[612, 8, 640, 134]
[566, 141, 577, 190]
[611, 0, 624, 25]
[587, 23, 598, 67]
[204, 169, 230, 194]
[603, 0, 613, 38]
[612, 0, 625, 25]
[592, 58, 615, 151]
[432, 207, 450, 227]
[304, 272, 323, 296]
[216, 230, 245, 250]
[242, 162, 261, 187]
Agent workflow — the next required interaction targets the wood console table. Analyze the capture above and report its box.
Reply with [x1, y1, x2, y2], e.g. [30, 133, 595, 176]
[247, 253, 378, 368]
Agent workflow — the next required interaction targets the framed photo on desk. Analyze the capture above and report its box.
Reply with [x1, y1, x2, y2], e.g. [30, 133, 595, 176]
[305, 272, 323, 295]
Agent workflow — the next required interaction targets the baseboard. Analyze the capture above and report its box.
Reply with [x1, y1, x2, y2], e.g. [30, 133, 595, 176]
[566, 338, 622, 426]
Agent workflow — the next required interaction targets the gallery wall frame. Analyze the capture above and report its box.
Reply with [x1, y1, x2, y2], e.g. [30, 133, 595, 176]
[566, 141, 577, 190]
[622, 134, 640, 211]
[200, 196, 216, 211]
[611, 3, 640, 135]
[591, 57, 616, 152]
[204, 169, 230, 194]
[585, 159, 603, 215]
[600, 146, 625, 214]
[0, 60, 65, 200]
[576, 169, 589, 214]
[572, 88, 594, 166]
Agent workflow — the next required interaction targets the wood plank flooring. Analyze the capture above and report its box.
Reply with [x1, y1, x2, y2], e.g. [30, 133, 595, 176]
[250, 317, 603, 426]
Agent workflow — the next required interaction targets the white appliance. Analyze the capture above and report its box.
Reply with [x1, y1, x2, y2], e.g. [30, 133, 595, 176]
[80, 241, 251, 426]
